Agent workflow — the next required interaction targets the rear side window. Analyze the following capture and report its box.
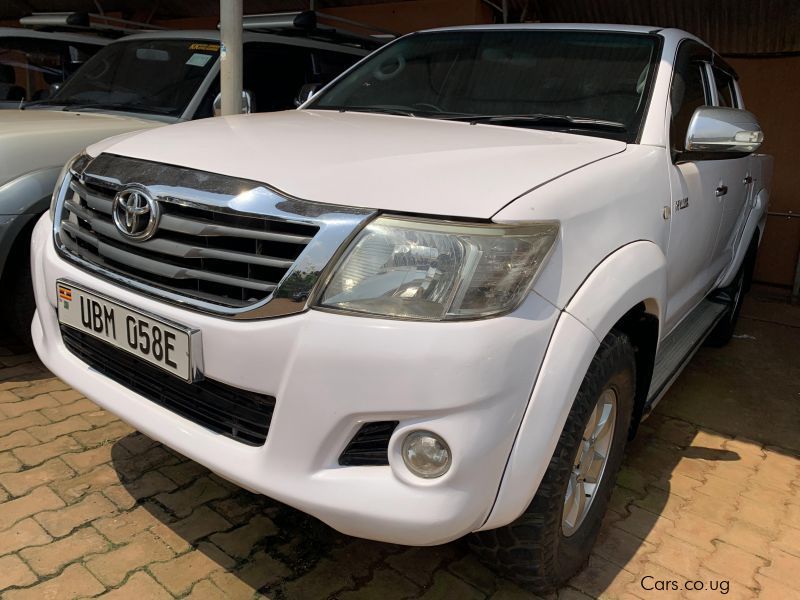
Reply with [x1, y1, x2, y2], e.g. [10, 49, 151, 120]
[712, 67, 738, 107]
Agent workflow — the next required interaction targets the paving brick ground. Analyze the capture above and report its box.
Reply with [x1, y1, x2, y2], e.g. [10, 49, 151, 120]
[0, 288, 797, 599]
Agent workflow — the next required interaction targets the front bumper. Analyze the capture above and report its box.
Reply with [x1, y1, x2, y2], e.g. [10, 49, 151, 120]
[31, 213, 560, 545]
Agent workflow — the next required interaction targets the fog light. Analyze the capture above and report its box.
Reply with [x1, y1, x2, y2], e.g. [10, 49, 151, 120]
[402, 431, 451, 478]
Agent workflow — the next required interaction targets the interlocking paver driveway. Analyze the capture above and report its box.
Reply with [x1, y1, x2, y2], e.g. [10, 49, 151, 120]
[0, 288, 797, 599]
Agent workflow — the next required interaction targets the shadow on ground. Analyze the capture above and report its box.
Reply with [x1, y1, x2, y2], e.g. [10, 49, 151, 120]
[107, 286, 799, 599]
[0, 325, 53, 386]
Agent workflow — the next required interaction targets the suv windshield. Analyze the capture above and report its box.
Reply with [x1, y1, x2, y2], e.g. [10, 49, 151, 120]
[41, 39, 218, 117]
[309, 30, 660, 141]
[1, 36, 97, 103]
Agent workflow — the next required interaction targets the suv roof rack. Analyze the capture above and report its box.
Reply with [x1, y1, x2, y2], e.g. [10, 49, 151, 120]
[19, 12, 164, 38]
[237, 10, 395, 50]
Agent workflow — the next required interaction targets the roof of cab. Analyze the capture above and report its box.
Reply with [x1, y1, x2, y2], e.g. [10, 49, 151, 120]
[422, 23, 662, 34]
[416, 23, 710, 56]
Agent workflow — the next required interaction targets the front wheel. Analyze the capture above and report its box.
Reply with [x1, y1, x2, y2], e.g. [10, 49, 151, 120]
[469, 330, 636, 593]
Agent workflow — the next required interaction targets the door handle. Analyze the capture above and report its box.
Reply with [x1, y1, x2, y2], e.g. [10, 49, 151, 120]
[715, 184, 728, 197]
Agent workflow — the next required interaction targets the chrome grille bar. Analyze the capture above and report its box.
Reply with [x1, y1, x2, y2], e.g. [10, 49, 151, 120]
[159, 214, 314, 244]
[54, 153, 375, 319]
[70, 180, 111, 214]
[60, 222, 277, 293]
[64, 200, 295, 269]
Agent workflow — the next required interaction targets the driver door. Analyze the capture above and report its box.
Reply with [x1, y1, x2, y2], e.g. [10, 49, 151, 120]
[664, 44, 726, 332]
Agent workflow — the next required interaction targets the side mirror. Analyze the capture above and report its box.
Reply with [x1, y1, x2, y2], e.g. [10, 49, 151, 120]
[294, 82, 322, 107]
[685, 106, 764, 155]
[213, 90, 253, 117]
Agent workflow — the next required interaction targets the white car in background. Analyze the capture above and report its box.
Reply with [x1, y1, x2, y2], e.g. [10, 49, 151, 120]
[32, 24, 771, 592]
[0, 27, 367, 343]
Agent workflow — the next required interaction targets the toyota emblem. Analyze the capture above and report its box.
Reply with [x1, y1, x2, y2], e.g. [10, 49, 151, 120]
[112, 187, 160, 241]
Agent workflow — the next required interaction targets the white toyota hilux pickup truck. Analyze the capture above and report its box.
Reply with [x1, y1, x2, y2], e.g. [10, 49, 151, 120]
[32, 24, 771, 591]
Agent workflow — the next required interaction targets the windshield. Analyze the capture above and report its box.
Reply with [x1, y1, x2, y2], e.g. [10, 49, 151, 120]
[1, 37, 97, 103]
[44, 39, 219, 117]
[309, 30, 660, 141]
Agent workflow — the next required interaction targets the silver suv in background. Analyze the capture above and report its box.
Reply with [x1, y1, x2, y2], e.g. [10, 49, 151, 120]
[0, 24, 371, 344]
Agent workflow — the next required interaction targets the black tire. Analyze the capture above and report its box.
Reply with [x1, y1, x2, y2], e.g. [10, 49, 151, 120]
[469, 330, 636, 593]
[705, 266, 745, 348]
[0, 237, 35, 349]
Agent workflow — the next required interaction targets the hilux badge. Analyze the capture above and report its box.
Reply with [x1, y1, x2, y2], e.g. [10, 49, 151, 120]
[112, 187, 160, 241]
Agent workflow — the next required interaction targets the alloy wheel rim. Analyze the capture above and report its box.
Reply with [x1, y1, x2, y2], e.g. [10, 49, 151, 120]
[562, 387, 617, 537]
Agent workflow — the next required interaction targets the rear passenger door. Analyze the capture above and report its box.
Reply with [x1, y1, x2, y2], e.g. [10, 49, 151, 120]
[708, 64, 752, 270]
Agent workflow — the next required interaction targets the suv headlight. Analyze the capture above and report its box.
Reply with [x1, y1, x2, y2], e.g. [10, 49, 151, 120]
[317, 216, 558, 321]
[50, 151, 91, 221]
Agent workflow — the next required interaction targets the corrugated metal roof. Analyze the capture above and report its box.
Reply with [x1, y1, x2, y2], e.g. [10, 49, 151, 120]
[524, 0, 800, 55]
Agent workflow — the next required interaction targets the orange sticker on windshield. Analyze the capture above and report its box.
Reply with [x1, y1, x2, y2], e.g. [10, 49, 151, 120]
[189, 43, 220, 52]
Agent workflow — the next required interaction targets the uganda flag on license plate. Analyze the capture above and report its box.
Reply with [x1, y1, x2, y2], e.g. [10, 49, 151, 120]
[57, 285, 72, 303]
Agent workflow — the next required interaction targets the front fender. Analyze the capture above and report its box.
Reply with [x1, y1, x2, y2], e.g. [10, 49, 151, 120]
[0, 167, 61, 216]
[564, 241, 666, 343]
[479, 241, 666, 530]
[0, 168, 60, 278]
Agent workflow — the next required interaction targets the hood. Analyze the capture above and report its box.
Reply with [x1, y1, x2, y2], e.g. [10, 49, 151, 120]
[89, 110, 626, 219]
[0, 109, 161, 187]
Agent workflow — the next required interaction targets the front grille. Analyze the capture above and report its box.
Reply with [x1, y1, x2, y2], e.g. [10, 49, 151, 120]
[339, 421, 399, 466]
[61, 325, 275, 446]
[59, 178, 317, 310]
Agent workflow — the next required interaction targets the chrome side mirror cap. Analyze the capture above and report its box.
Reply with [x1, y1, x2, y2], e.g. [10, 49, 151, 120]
[294, 82, 322, 107]
[213, 89, 254, 117]
[685, 106, 764, 154]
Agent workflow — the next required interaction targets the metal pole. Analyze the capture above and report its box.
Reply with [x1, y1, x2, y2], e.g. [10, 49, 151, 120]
[220, 0, 243, 117]
[502, 0, 509, 23]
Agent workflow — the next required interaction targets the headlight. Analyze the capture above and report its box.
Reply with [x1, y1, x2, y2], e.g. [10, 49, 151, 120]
[317, 216, 558, 321]
[49, 151, 91, 221]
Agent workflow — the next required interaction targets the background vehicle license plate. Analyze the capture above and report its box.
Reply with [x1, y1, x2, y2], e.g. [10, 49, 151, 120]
[56, 281, 198, 381]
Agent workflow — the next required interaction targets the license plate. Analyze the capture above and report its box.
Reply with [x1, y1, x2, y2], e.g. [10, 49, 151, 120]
[56, 281, 201, 382]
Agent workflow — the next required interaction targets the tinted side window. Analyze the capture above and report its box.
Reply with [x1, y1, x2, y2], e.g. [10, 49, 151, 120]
[243, 42, 313, 113]
[670, 44, 710, 154]
[712, 67, 737, 107]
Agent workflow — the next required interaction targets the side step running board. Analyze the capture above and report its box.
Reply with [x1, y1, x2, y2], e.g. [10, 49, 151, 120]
[644, 299, 728, 415]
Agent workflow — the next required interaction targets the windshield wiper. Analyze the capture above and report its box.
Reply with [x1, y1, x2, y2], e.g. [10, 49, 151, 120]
[20, 99, 58, 110]
[335, 106, 418, 118]
[437, 113, 626, 132]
